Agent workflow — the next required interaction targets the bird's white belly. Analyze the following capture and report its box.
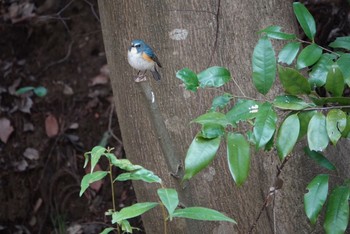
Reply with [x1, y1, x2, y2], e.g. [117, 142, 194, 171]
[128, 50, 154, 71]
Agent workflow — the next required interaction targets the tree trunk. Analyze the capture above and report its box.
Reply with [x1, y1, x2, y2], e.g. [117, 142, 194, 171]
[98, 1, 350, 233]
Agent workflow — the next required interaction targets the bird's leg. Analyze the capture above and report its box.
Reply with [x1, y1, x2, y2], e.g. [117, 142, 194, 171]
[134, 70, 147, 82]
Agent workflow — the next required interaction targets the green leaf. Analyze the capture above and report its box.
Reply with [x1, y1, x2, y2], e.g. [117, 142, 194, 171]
[210, 93, 233, 111]
[298, 110, 316, 140]
[172, 207, 236, 223]
[324, 186, 350, 234]
[226, 99, 260, 124]
[197, 66, 231, 88]
[79, 171, 108, 197]
[33, 86, 48, 97]
[293, 2, 316, 40]
[110, 159, 142, 171]
[325, 65, 344, 97]
[120, 220, 133, 233]
[309, 96, 350, 106]
[176, 68, 199, 92]
[252, 36, 276, 95]
[253, 102, 277, 149]
[307, 112, 329, 151]
[309, 53, 336, 87]
[296, 43, 323, 69]
[226, 133, 250, 186]
[276, 114, 300, 160]
[259, 26, 296, 40]
[115, 168, 162, 184]
[192, 112, 230, 127]
[90, 146, 106, 173]
[337, 54, 350, 86]
[341, 115, 350, 138]
[326, 109, 347, 145]
[100, 227, 115, 234]
[183, 135, 221, 181]
[157, 188, 179, 219]
[201, 123, 225, 139]
[329, 36, 350, 50]
[112, 202, 159, 224]
[15, 86, 35, 95]
[278, 42, 301, 65]
[273, 95, 313, 110]
[278, 65, 311, 95]
[304, 174, 329, 225]
[304, 147, 336, 170]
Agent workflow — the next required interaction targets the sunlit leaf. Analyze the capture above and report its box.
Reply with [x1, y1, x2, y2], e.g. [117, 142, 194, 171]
[33, 86, 48, 97]
[329, 36, 350, 50]
[80, 171, 108, 197]
[325, 65, 344, 97]
[112, 202, 159, 224]
[100, 227, 115, 234]
[296, 43, 322, 69]
[183, 135, 221, 181]
[176, 68, 199, 92]
[227, 133, 250, 186]
[293, 2, 316, 40]
[278, 66, 311, 95]
[324, 186, 350, 234]
[198, 66, 231, 88]
[252, 36, 276, 95]
[278, 42, 301, 65]
[157, 188, 179, 219]
[253, 102, 277, 149]
[307, 112, 329, 151]
[172, 207, 236, 223]
[15, 86, 35, 95]
[304, 174, 329, 225]
[326, 109, 346, 145]
[304, 147, 336, 170]
[273, 95, 313, 110]
[226, 99, 260, 124]
[276, 114, 300, 160]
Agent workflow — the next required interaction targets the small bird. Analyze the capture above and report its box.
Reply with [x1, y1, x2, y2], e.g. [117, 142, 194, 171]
[127, 39, 162, 82]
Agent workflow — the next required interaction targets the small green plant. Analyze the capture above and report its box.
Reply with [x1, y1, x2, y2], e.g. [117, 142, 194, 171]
[176, 2, 349, 233]
[16, 86, 48, 97]
[80, 146, 236, 234]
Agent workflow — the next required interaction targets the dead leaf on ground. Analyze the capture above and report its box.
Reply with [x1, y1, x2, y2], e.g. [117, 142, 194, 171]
[18, 96, 33, 113]
[45, 114, 59, 137]
[100, 64, 109, 77]
[0, 118, 14, 143]
[89, 74, 109, 86]
[23, 147, 39, 160]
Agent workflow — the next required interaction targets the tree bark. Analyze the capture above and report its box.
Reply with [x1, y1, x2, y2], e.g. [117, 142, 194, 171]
[98, 1, 350, 233]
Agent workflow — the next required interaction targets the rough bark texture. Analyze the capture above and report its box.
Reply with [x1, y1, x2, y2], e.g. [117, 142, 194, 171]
[98, 1, 350, 233]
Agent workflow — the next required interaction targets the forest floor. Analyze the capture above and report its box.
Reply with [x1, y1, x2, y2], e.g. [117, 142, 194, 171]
[0, 0, 141, 233]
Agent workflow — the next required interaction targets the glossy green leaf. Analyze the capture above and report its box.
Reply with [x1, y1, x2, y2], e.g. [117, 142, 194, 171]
[227, 133, 250, 186]
[259, 26, 296, 40]
[198, 66, 231, 88]
[33, 86, 48, 97]
[172, 207, 236, 223]
[341, 115, 350, 138]
[110, 158, 142, 171]
[325, 65, 344, 97]
[307, 112, 329, 151]
[276, 114, 300, 160]
[226, 99, 260, 124]
[326, 109, 347, 145]
[309, 53, 336, 88]
[157, 188, 179, 219]
[79, 171, 108, 196]
[176, 68, 199, 92]
[337, 54, 350, 86]
[120, 220, 133, 233]
[15, 86, 35, 95]
[273, 95, 313, 110]
[112, 202, 159, 224]
[304, 147, 336, 170]
[309, 96, 350, 106]
[183, 135, 221, 181]
[210, 93, 233, 111]
[278, 42, 301, 65]
[201, 123, 225, 139]
[90, 146, 106, 173]
[304, 174, 329, 225]
[329, 36, 350, 50]
[253, 102, 277, 149]
[296, 43, 323, 69]
[115, 168, 162, 184]
[298, 111, 316, 140]
[293, 2, 316, 40]
[252, 36, 276, 95]
[192, 112, 230, 127]
[278, 66, 311, 95]
[324, 186, 350, 234]
[100, 227, 115, 234]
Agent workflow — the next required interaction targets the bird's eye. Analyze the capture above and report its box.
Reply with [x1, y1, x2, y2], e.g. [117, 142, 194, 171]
[135, 44, 141, 47]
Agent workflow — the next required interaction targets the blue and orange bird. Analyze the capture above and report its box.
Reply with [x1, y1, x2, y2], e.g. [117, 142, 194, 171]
[127, 39, 162, 81]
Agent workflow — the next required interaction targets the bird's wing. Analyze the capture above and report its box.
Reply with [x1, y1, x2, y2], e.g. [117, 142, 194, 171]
[143, 45, 162, 68]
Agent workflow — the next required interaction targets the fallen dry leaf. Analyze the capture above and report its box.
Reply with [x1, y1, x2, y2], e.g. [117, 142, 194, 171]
[100, 64, 110, 77]
[89, 74, 109, 86]
[18, 97, 33, 113]
[23, 147, 39, 160]
[45, 114, 59, 137]
[0, 118, 14, 143]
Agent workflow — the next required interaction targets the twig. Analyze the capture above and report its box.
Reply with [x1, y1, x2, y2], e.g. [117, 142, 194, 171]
[207, 0, 221, 67]
[296, 38, 340, 57]
[303, 105, 350, 111]
[83, 0, 100, 22]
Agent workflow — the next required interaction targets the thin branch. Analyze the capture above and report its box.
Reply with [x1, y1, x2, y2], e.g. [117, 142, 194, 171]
[304, 105, 350, 111]
[83, 0, 100, 22]
[207, 0, 221, 67]
[296, 38, 341, 57]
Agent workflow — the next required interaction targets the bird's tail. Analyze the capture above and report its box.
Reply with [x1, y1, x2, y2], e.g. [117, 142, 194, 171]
[151, 67, 161, 81]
